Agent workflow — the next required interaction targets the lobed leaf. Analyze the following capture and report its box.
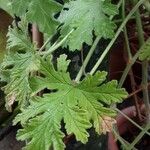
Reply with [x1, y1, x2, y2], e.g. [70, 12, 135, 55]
[59, 0, 118, 51]
[17, 112, 65, 150]
[0, 24, 40, 111]
[11, 0, 62, 35]
[14, 56, 127, 150]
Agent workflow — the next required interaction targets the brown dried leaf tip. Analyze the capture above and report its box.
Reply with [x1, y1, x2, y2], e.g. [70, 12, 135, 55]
[100, 116, 117, 134]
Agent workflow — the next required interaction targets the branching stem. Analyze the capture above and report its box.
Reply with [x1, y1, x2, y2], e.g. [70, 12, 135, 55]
[128, 123, 150, 150]
[133, 0, 150, 121]
[41, 29, 74, 59]
[75, 0, 123, 81]
[90, 0, 145, 75]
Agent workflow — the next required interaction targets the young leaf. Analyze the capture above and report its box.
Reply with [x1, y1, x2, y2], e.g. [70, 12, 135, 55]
[57, 54, 70, 72]
[139, 38, 150, 61]
[0, 24, 40, 111]
[14, 56, 127, 150]
[59, 0, 118, 51]
[11, 0, 62, 35]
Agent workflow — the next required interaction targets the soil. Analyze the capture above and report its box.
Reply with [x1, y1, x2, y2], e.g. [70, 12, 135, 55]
[0, 129, 24, 150]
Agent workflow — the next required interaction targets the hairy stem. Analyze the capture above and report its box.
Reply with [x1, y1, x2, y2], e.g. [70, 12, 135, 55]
[122, 0, 132, 59]
[122, 0, 142, 120]
[90, 0, 145, 75]
[39, 35, 52, 52]
[75, 36, 101, 82]
[128, 123, 150, 150]
[118, 50, 141, 87]
[42, 29, 74, 59]
[142, 61, 150, 121]
[143, 0, 150, 12]
[75, 0, 123, 81]
[127, 82, 150, 98]
[116, 108, 150, 136]
[133, 0, 150, 121]
[112, 128, 136, 149]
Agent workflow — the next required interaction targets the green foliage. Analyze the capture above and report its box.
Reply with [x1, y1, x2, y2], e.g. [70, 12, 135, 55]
[0, 24, 40, 111]
[57, 54, 70, 72]
[14, 56, 127, 150]
[1, 0, 118, 51]
[0, 1, 129, 149]
[10, 0, 62, 35]
[7, 21, 32, 51]
[0, 0, 13, 15]
[59, 0, 118, 51]
[17, 110, 65, 150]
[139, 38, 150, 61]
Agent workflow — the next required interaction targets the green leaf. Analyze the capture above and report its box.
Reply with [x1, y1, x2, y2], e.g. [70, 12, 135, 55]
[59, 0, 118, 51]
[14, 57, 127, 149]
[7, 20, 33, 51]
[139, 38, 150, 61]
[0, 24, 40, 111]
[17, 111, 65, 150]
[0, 0, 13, 16]
[57, 54, 70, 72]
[11, 0, 62, 35]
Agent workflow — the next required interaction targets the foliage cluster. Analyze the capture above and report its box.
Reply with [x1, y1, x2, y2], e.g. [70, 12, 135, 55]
[0, 0, 149, 150]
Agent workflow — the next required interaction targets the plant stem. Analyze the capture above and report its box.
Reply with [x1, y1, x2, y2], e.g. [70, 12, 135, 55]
[42, 29, 74, 59]
[39, 35, 53, 52]
[116, 108, 150, 136]
[133, 0, 150, 121]
[118, 50, 141, 87]
[127, 82, 150, 99]
[122, 0, 142, 120]
[75, 36, 101, 82]
[133, 1, 145, 46]
[122, 0, 132, 60]
[112, 128, 134, 150]
[128, 123, 150, 150]
[75, 0, 123, 81]
[143, 0, 150, 12]
[90, 0, 145, 75]
[142, 61, 150, 121]
[129, 69, 143, 120]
